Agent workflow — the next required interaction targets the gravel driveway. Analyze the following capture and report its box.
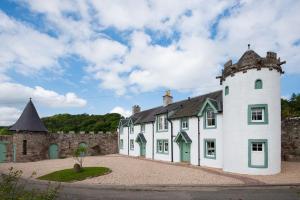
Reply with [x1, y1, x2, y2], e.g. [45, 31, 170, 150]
[0, 155, 299, 186]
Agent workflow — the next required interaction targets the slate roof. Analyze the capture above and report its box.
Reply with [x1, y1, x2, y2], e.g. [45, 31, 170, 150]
[9, 99, 48, 133]
[120, 90, 222, 126]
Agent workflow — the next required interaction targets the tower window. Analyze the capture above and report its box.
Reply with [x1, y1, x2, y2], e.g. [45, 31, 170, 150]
[225, 86, 229, 96]
[255, 79, 263, 89]
[23, 140, 27, 155]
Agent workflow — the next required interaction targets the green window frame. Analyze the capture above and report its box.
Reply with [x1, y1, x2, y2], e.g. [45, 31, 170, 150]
[141, 124, 145, 132]
[119, 126, 123, 134]
[156, 139, 169, 154]
[120, 139, 124, 149]
[248, 104, 268, 125]
[255, 79, 263, 89]
[248, 139, 268, 168]
[225, 86, 229, 96]
[180, 118, 189, 130]
[204, 107, 217, 129]
[204, 139, 216, 159]
[130, 139, 134, 150]
[130, 125, 134, 134]
[156, 114, 168, 132]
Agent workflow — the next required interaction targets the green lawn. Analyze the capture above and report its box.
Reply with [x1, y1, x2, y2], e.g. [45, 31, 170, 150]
[38, 167, 111, 182]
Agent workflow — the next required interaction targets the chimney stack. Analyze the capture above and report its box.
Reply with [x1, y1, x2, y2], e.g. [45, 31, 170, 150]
[163, 90, 173, 107]
[132, 105, 141, 115]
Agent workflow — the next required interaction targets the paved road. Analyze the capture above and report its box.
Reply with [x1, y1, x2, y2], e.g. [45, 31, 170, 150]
[27, 181, 300, 200]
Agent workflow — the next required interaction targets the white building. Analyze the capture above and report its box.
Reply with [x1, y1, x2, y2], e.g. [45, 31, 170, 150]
[118, 48, 285, 175]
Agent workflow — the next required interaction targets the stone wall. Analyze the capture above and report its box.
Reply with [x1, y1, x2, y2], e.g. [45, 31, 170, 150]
[282, 117, 300, 161]
[0, 132, 118, 163]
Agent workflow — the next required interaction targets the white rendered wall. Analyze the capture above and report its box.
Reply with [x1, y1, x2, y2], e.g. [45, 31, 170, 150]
[128, 124, 139, 157]
[199, 114, 223, 168]
[144, 123, 154, 159]
[119, 126, 129, 155]
[172, 117, 199, 166]
[222, 68, 281, 175]
[154, 121, 171, 162]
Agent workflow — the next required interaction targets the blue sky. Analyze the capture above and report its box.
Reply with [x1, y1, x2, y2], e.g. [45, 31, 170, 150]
[0, 0, 299, 125]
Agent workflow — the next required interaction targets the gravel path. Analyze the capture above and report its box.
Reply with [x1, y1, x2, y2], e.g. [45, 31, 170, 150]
[0, 155, 242, 185]
[0, 155, 299, 186]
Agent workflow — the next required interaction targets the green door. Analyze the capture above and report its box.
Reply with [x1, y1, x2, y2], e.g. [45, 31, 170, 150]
[49, 144, 58, 159]
[140, 143, 146, 156]
[180, 142, 190, 162]
[0, 143, 7, 163]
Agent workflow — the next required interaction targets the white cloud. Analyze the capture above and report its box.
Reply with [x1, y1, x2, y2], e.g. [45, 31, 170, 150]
[0, 82, 87, 108]
[0, 11, 66, 76]
[4, 0, 300, 97]
[110, 106, 131, 117]
[0, 107, 21, 126]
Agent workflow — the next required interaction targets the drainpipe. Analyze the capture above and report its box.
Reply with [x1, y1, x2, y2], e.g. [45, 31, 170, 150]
[197, 116, 200, 166]
[152, 122, 154, 160]
[167, 110, 174, 162]
[127, 125, 130, 156]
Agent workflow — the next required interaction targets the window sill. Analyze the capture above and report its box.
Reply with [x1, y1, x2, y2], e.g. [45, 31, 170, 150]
[204, 155, 216, 160]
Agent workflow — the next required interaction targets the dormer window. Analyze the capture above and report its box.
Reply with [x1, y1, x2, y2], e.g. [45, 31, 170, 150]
[255, 79, 263, 89]
[206, 109, 216, 128]
[130, 125, 134, 134]
[157, 114, 168, 132]
[141, 124, 145, 132]
[181, 118, 189, 130]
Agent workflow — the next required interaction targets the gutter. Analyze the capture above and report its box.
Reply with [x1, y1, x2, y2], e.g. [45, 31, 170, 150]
[197, 116, 201, 166]
[166, 110, 174, 163]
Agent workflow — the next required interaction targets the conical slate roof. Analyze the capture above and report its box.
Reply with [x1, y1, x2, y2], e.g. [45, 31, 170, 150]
[9, 99, 48, 133]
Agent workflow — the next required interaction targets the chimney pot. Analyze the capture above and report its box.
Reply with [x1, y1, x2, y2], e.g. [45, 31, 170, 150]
[163, 90, 173, 106]
[132, 105, 141, 115]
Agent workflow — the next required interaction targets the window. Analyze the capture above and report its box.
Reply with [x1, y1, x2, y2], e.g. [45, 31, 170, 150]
[248, 104, 268, 125]
[206, 109, 216, 128]
[157, 139, 169, 154]
[130, 125, 134, 134]
[181, 118, 189, 130]
[164, 140, 169, 153]
[255, 79, 263, 89]
[120, 139, 124, 149]
[23, 140, 27, 155]
[141, 124, 145, 132]
[130, 139, 134, 150]
[225, 86, 229, 96]
[204, 139, 216, 159]
[157, 115, 168, 131]
[120, 126, 123, 134]
[252, 143, 263, 151]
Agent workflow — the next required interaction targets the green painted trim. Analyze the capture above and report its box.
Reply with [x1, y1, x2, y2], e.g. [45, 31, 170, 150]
[248, 139, 268, 168]
[180, 118, 189, 130]
[203, 105, 217, 129]
[255, 79, 263, 89]
[129, 139, 134, 150]
[203, 139, 216, 159]
[198, 98, 218, 117]
[225, 86, 229, 96]
[156, 114, 168, 132]
[156, 139, 169, 154]
[248, 104, 269, 125]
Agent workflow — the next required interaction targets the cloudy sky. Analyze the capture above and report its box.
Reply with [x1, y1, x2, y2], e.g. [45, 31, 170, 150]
[0, 0, 299, 125]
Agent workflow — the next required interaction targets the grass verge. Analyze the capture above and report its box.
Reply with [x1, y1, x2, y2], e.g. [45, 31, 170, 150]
[38, 167, 111, 182]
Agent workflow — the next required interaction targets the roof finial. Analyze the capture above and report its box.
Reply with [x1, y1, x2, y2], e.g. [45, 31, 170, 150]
[248, 44, 250, 50]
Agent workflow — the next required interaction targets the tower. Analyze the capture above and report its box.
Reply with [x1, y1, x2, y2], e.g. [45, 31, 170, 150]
[218, 47, 285, 175]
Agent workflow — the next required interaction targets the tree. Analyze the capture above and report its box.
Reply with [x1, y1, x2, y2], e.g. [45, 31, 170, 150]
[73, 146, 87, 168]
